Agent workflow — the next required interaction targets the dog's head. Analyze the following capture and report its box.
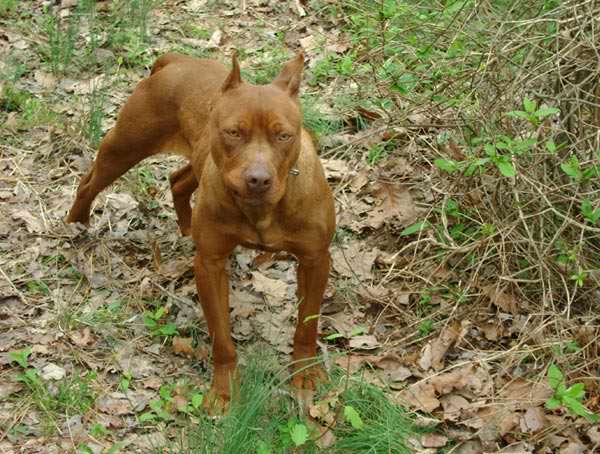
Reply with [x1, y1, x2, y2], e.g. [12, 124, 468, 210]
[209, 52, 304, 207]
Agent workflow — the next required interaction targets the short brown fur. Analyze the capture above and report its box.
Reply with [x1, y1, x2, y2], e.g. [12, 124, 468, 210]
[66, 52, 335, 413]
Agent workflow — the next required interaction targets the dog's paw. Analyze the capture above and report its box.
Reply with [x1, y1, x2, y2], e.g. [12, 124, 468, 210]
[291, 364, 328, 391]
[203, 386, 230, 416]
[178, 223, 191, 236]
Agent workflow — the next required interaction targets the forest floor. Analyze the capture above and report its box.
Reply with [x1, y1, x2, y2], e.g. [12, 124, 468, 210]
[1, 1, 599, 453]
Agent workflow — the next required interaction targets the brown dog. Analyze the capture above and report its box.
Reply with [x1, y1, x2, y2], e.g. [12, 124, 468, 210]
[66, 52, 335, 412]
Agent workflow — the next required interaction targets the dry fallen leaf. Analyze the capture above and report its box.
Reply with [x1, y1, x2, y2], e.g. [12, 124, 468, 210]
[322, 158, 352, 180]
[0, 381, 23, 399]
[334, 354, 376, 374]
[421, 433, 448, 448]
[499, 378, 553, 409]
[366, 181, 417, 230]
[482, 284, 520, 314]
[397, 382, 440, 412]
[251, 271, 288, 306]
[12, 209, 45, 233]
[96, 392, 132, 415]
[172, 336, 194, 357]
[469, 406, 519, 443]
[519, 406, 546, 433]
[440, 394, 470, 422]
[331, 242, 379, 281]
[69, 327, 95, 347]
[429, 321, 462, 371]
[41, 363, 66, 381]
[348, 335, 380, 350]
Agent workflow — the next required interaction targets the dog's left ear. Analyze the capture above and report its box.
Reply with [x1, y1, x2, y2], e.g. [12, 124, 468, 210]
[273, 52, 304, 97]
[222, 50, 242, 92]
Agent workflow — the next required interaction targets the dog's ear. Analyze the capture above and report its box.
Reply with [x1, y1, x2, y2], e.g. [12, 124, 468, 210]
[222, 50, 242, 92]
[273, 52, 304, 97]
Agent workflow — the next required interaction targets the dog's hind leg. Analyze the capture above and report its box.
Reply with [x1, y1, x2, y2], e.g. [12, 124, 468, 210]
[169, 163, 198, 236]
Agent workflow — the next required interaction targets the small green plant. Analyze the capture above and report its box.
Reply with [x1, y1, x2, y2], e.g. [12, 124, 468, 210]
[85, 85, 106, 147]
[569, 268, 586, 287]
[119, 370, 132, 391]
[139, 383, 204, 424]
[143, 306, 178, 338]
[483, 143, 515, 177]
[400, 220, 431, 237]
[140, 398, 174, 423]
[9, 347, 32, 368]
[278, 419, 311, 449]
[560, 155, 600, 182]
[545, 364, 599, 422]
[506, 97, 560, 127]
[11, 350, 97, 434]
[324, 325, 366, 342]
[343, 405, 364, 429]
[26, 279, 50, 295]
[89, 423, 110, 438]
[41, 7, 79, 74]
[581, 199, 600, 225]
[418, 319, 434, 337]
[552, 340, 580, 356]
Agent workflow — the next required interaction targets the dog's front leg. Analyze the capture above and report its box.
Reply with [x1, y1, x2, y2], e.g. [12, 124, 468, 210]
[291, 251, 330, 391]
[194, 251, 237, 414]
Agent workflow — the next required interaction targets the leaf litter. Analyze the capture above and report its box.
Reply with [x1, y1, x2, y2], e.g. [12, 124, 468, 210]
[0, 0, 597, 452]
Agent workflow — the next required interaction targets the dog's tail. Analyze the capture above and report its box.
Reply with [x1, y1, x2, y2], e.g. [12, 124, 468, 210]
[150, 53, 186, 75]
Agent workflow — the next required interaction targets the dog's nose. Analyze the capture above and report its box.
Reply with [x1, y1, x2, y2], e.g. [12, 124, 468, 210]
[245, 166, 272, 193]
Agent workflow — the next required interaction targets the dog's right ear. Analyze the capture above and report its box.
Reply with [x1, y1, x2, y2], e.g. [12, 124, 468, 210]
[273, 52, 304, 97]
[221, 50, 242, 92]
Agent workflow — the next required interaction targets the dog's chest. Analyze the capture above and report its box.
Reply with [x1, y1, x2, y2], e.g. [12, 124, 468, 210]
[237, 222, 287, 252]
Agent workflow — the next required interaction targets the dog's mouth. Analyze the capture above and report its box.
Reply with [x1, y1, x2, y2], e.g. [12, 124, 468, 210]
[232, 189, 271, 206]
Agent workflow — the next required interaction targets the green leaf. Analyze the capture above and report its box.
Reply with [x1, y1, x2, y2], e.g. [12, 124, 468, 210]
[545, 397, 561, 410]
[324, 332, 344, 341]
[344, 405, 364, 429]
[560, 157, 582, 181]
[157, 324, 178, 337]
[159, 386, 173, 401]
[545, 139, 557, 154]
[290, 423, 309, 447]
[107, 443, 124, 454]
[496, 161, 516, 177]
[143, 315, 157, 328]
[581, 199, 593, 218]
[535, 106, 560, 118]
[303, 314, 320, 323]
[191, 393, 203, 409]
[256, 440, 272, 454]
[506, 110, 530, 120]
[565, 383, 586, 400]
[563, 396, 593, 418]
[465, 157, 490, 176]
[523, 97, 536, 113]
[581, 199, 600, 224]
[547, 364, 564, 390]
[149, 400, 163, 412]
[400, 221, 431, 237]
[156, 409, 173, 421]
[9, 347, 32, 368]
[139, 412, 156, 423]
[90, 423, 109, 438]
[484, 143, 497, 156]
[434, 159, 459, 173]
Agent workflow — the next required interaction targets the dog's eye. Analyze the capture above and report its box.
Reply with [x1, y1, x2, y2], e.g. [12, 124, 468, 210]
[224, 129, 241, 139]
[277, 132, 292, 142]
